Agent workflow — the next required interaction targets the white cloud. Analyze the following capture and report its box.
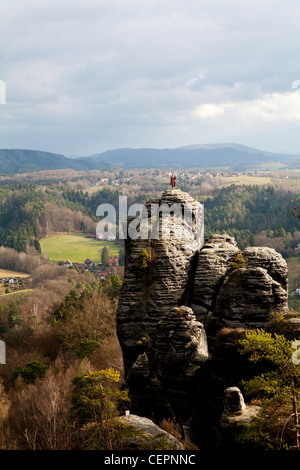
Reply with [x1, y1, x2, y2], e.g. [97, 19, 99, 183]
[1, 0, 300, 154]
[193, 90, 300, 123]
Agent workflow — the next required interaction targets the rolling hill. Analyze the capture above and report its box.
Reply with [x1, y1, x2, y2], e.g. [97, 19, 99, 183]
[88, 144, 300, 170]
[1, 144, 300, 174]
[0, 149, 110, 174]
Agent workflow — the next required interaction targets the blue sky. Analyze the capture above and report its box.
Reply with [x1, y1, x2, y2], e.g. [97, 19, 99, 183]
[1, 0, 300, 156]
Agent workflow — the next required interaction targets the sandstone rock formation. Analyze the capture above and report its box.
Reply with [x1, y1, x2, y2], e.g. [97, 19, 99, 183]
[191, 233, 239, 323]
[116, 188, 289, 449]
[192, 235, 288, 335]
[117, 189, 204, 374]
[220, 387, 260, 449]
[155, 306, 208, 380]
[119, 414, 185, 450]
[125, 306, 209, 427]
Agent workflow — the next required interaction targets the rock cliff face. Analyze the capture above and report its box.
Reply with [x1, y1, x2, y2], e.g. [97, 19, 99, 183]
[192, 236, 288, 339]
[117, 189, 204, 374]
[116, 189, 289, 448]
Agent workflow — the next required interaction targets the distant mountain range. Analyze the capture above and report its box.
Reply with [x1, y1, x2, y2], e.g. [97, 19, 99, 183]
[89, 144, 300, 170]
[1, 144, 300, 174]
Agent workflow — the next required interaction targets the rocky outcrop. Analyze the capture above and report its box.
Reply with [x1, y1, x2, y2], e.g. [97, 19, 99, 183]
[119, 414, 185, 450]
[116, 189, 289, 449]
[117, 189, 204, 375]
[191, 235, 288, 337]
[191, 234, 239, 323]
[125, 306, 209, 427]
[220, 387, 260, 449]
[155, 306, 208, 380]
[212, 265, 288, 330]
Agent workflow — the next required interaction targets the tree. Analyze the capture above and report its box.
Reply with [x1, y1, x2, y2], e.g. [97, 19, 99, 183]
[52, 288, 116, 358]
[12, 360, 48, 384]
[71, 368, 130, 450]
[8, 368, 75, 450]
[101, 246, 110, 267]
[134, 249, 150, 272]
[238, 329, 300, 450]
[118, 246, 125, 266]
[228, 250, 248, 269]
[109, 274, 122, 297]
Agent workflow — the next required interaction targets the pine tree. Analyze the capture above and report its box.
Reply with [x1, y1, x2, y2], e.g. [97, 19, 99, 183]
[238, 329, 300, 450]
[101, 246, 110, 267]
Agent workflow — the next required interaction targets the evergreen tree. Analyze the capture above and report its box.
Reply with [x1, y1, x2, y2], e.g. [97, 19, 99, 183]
[238, 329, 300, 450]
[101, 246, 110, 267]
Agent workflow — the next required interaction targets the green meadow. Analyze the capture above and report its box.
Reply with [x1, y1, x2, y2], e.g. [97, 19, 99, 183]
[40, 233, 119, 264]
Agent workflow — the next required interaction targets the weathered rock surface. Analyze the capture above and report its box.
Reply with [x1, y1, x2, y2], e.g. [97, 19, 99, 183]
[126, 306, 209, 426]
[220, 387, 260, 449]
[119, 414, 185, 450]
[155, 306, 208, 380]
[117, 189, 204, 374]
[222, 387, 246, 414]
[212, 266, 288, 329]
[191, 234, 239, 323]
[116, 189, 289, 450]
[191, 235, 289, 335]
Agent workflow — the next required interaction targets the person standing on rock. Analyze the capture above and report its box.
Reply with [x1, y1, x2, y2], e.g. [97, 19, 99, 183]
[170, 174, 176, 188]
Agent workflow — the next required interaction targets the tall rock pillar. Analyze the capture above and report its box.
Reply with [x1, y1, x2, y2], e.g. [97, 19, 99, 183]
[116, 189, 204, 377]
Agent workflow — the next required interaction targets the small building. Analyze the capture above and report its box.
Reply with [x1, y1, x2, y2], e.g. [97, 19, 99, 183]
[84, 258, 95, 268]
[109, 257, 119, 267]
[65, 259, 72, 267]
[97, 272, 107, 280]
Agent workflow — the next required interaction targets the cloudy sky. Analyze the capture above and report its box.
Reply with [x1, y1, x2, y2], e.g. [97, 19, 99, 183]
[1, 0, 300, 157]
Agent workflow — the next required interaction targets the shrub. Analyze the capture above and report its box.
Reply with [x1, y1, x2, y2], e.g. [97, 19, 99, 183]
[71, 368, 130, 450]
[12, 360, 48, 384]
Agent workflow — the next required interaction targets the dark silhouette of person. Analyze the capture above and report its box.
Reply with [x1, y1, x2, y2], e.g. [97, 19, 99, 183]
[170, 174, 176, 188]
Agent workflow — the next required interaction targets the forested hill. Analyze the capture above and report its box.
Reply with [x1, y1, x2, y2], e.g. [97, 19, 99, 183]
[1, 181, 300, 259]
[0, 149, 110, 174]
[0, 184, 125, 253]
[89, 144, 300, 170]
[204, 185, 300, 252]
[2, 145, 300, 173]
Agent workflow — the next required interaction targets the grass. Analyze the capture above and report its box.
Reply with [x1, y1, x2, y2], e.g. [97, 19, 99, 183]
[286, 257, 300, 293]
[0, 269, 30, 278]
[40, 233, 119, 263]
[85, 185, 105, 195]
[217, 175, 273, 187]
[0, 289, 32, 297]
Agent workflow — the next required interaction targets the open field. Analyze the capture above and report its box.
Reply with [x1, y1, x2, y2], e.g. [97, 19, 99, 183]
[0, 289, 32, 297]
[286, 257, 300, 293]
[0, 269, 30, 278]
[217, 175, 273, 187]
[40, 233, 119, 263]
[0, 269, 31, 295]
[85, 185, 105, 194]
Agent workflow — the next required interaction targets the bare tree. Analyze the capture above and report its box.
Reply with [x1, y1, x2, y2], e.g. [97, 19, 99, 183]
[8, 366, 77, 450]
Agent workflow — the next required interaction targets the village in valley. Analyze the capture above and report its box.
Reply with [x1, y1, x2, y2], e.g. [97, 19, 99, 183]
[63, 254, 121, 280]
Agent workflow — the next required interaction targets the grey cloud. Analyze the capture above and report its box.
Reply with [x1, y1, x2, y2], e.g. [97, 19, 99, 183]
[1, 0, 300, 155]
